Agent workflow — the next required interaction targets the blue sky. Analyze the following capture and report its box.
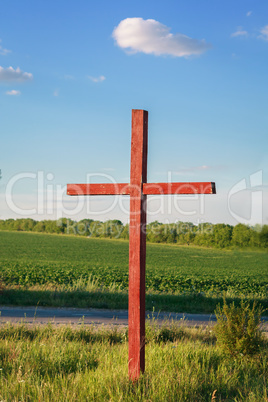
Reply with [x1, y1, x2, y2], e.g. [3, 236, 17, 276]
[0, 0, 267, 225]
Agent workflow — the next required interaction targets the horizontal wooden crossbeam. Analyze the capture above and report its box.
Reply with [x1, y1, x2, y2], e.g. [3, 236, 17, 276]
[143, 182, 216, 195]
[67, 183, 131, 196]
[67, 182, 216, 196]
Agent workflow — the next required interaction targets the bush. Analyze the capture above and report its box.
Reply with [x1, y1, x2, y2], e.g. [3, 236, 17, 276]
[214, 297, 264, 357]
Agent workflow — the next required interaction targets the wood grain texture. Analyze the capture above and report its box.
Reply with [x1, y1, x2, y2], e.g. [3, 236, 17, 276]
[128, 109, 148, 380]
[67, 182, 216, 196]
[143, 182, 216, 195]
[67, 183, 130, 196]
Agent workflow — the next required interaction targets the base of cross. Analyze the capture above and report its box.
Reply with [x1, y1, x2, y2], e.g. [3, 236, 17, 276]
[67, 109, 216, 381]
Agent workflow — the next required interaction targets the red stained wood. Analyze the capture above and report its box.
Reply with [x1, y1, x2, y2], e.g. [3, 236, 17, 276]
[128, 110, 148, 380]
[143, 182, 216, 195]
[67, 183, 130, 196]
[67, 109, 216, 381]
[67, 182, 216, 196]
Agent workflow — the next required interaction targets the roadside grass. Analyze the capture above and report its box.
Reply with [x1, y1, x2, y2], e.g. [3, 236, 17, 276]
[0, 321, 267, 401]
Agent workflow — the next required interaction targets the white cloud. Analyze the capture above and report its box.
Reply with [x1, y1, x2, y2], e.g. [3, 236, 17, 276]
[231, 27, 248, 37]
[246, 11, 252, 17]
[0, 39, 11, 56]
[0, 48, 10, 56]
[53, 89, 59, 97]
[258, 25, 268, 41]
[88, 75, 106, 83]
[112, 18, 211, 57]
[0, 66, 33, 82]
[6, 89, 21, 96]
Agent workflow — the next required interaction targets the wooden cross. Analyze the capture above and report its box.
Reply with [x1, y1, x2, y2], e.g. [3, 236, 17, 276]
[67, 109, 216, 381]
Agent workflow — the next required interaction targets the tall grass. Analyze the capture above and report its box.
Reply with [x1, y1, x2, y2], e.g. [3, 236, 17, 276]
[0, 322, 267, 401]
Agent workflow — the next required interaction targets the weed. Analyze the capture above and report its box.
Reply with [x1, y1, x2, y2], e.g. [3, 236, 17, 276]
[214, 297, 265, 357]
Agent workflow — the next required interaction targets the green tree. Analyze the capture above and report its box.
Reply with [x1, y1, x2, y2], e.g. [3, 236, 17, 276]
[89, 221, 103, 237]
[2, 219, 16, 230]
[78, 219, 94, 236]
[100, 220, 124, 239]
[20, 218, 36, 231]
[176, 222, 196, 245]
[33, 221, 46, 232]
[213, 224, 233, 248]
[232, 224, 252, 247]
[193, 222, 213, 247]
[120, 224, 129, 239]
[147, 221, 163, 243]
[259, 225, 268, 248]
[12, 219, 23, 231]
[108, 220, 124, 238]
[164, 224, 177, 243]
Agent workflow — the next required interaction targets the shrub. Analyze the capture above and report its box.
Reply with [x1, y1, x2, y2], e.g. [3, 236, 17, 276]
[0, 279, 4, 294]
[214, 297, 264, 357]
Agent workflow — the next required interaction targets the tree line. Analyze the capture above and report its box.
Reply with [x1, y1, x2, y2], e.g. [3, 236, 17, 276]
[0, 218, 268, 249]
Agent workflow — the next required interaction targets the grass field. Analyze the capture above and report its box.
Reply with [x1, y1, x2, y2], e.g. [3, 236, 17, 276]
[0, 231, 268, 400]
[0, 230, 267, 313]
[0, 322, 267, 401]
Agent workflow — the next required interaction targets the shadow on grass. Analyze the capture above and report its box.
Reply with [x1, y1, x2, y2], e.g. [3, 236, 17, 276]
[1, 288, 268, 315]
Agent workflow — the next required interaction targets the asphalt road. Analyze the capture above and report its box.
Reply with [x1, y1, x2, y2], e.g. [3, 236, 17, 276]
[0, 306, 217, 327]
[1, 306, 267, 330]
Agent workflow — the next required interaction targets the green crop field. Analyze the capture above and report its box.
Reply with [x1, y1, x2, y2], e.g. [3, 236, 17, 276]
[0, 230, 267, 313]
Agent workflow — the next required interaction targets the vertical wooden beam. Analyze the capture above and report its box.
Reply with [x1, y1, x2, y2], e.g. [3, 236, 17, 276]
[128, 109, 148, 380]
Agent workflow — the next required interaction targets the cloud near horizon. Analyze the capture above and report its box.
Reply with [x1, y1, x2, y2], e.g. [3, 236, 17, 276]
[112, 18, 212, 57]
[0, 66, 33, 82]
[6, 89, 21, 96]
